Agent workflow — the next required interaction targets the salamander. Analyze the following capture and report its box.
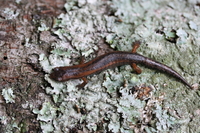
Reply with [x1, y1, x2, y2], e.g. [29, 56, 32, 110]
[50, 42, 193, 89]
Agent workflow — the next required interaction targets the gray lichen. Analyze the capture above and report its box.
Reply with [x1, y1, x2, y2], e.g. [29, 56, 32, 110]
[35, 0, 200, 132]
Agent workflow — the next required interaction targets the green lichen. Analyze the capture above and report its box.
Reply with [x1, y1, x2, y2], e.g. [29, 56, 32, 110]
[33, 102, 58, 132]
[37, 0, 199, 132]
[33, 102, 58, 122]
[39, 54, 52, 73]
[50, 48, 71, 57]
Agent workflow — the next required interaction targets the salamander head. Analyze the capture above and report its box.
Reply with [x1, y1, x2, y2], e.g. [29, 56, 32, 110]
[49, 67, 66, 81]
[50, 67, 80, 82]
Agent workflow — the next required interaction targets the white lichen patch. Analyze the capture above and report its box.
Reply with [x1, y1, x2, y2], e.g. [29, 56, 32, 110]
[2, 88, 16, 103]
[39, 54, 52, 73]
[38, 22, 50, 31]
[3, 8, 19, 19]
[176, 28, 188, 44]
[189, 21, 198, 31]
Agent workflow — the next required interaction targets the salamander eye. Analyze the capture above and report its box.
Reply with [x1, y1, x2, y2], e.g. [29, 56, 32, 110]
[54, 67, 60, 72]
[57, 77, 63, 81]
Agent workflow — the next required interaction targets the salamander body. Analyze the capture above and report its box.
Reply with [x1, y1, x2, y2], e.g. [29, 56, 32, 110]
[50, 49, 192, 89]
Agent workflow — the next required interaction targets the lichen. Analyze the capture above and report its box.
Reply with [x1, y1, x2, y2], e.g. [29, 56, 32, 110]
[36, 0, 200, 132]
[3, 8, 19, 19]
[2, 88, 15, 103]
[33, 102, 58, 132]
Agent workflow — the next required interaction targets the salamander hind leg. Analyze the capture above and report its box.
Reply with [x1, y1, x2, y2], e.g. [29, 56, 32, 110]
[131, 63, 142, 74]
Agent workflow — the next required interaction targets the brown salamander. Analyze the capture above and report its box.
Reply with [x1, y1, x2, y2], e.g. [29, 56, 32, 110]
[50, 42, 192, 89]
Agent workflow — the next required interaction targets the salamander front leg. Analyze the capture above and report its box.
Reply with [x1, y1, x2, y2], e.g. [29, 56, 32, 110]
[76, 54, 88, 89]
[77, 77, 88, 89]
[79, 56, 85, 64]
[132, 41, 141, 53]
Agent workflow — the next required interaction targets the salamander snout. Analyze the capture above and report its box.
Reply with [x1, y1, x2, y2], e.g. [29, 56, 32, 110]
[49, 67, 65, 81]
